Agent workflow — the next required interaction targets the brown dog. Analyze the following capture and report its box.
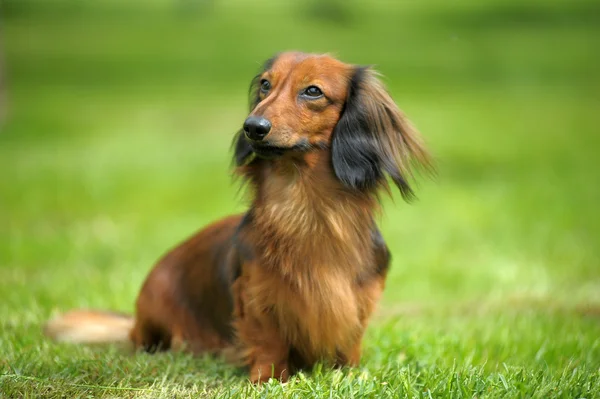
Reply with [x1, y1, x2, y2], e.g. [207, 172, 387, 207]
[45, 52, 432, 383]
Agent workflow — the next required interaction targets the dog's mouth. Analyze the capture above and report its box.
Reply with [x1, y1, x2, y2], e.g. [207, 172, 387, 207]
[250, 143, 286, 159]
[249, 140, 311, 159]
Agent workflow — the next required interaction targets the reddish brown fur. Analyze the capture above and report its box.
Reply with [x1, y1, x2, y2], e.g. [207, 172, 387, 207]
[44, 52, 431, 383]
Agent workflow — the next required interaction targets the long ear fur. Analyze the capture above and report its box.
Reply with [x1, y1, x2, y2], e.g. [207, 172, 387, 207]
[232, 54, 279, 167]
[331, 67, 433, 201]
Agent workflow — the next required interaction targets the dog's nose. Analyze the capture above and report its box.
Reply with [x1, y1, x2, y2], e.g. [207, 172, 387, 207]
[243, 116, 271, 141]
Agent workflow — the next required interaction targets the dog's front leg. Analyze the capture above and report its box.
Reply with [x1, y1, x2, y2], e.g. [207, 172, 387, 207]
[232, 276, 290, 383]
[247, 326, 289, 384]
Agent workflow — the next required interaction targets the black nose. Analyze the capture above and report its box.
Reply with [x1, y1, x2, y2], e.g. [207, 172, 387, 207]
[243, 116, 271, 141]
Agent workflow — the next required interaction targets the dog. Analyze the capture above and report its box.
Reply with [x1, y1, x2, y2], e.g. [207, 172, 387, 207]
[44, 51, 432, 383]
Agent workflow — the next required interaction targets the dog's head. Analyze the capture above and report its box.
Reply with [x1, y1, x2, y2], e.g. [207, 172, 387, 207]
[234, 52, 432, 200]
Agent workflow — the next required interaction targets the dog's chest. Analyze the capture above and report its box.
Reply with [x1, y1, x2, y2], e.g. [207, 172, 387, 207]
[252, 176, 371, 358]
[254, 254, 362, 360]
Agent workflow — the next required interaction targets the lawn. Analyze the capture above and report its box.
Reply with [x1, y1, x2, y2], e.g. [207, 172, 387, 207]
[1, 0, 599, 397]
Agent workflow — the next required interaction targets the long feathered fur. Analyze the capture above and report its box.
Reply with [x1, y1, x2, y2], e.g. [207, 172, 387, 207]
[44, 310, 133, 344]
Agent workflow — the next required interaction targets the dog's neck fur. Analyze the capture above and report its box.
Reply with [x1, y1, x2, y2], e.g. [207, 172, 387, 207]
[243, 151, 378, 278]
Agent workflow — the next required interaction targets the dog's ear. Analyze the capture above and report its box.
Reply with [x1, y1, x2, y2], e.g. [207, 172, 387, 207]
[331, 67, 433, 201]
[233, 129, 254, 166]
[231, 74, 261, 167]
[232, 54, 280, 167]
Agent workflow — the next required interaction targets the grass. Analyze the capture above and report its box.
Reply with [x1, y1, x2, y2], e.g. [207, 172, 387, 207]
[1, 0, 599, 397]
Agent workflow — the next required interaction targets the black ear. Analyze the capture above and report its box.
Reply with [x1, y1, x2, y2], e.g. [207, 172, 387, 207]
[232, 54, 279, 167]
[331, 67, 383, 191]
[233, 129, 254, 166]
[332, 67, 432, 200]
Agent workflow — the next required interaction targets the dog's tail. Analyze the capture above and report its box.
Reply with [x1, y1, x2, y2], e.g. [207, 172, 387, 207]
[44, 310, 134, 344]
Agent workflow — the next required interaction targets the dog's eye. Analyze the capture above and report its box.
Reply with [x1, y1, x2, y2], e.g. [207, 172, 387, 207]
[260, 79, 271, 93]
[302, 86, 323, 98]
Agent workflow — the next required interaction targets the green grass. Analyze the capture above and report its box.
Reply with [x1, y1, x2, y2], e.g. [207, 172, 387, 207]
[1, 0, 600, 397]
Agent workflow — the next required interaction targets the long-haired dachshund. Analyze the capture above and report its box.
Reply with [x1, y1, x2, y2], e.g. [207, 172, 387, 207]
[45, 52, 432, 383]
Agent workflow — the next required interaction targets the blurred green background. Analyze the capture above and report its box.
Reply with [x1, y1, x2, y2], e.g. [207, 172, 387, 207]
[1, 0, 599, 396]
